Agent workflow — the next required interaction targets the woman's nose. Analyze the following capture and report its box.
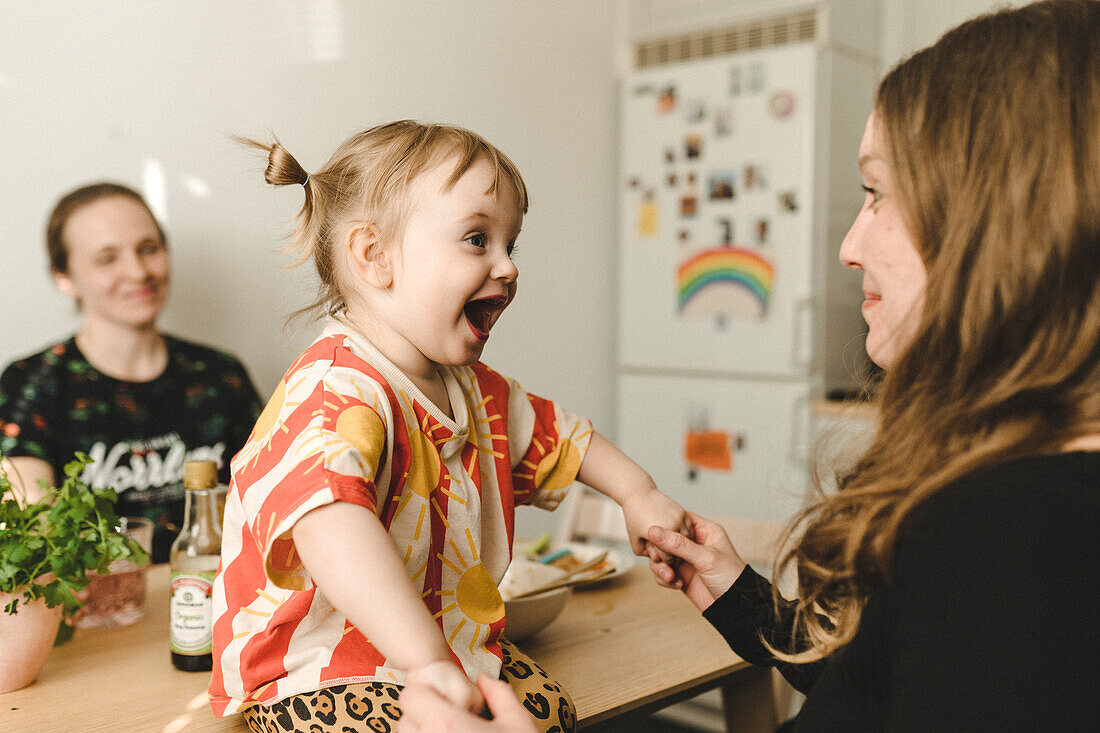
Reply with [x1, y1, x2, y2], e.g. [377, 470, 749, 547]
[123, 251, 153, 279]
[839, 219, 864, 271]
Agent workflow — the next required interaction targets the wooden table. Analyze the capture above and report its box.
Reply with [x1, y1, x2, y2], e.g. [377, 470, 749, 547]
[5, 563, 770, 732]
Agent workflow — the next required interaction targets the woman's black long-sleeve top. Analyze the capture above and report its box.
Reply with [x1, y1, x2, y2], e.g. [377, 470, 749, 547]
[701, 452, 1099, 731]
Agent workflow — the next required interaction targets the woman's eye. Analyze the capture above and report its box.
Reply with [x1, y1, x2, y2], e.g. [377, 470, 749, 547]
[465, 233, 487, 248]
[507, 242, 519, 259]
[861, 184, 882, 204]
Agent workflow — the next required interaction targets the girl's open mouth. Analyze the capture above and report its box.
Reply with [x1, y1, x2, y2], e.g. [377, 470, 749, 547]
[464, 296, 508, 340]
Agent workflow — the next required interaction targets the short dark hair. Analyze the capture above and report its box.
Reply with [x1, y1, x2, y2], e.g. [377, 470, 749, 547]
[45, 182, 166, 274]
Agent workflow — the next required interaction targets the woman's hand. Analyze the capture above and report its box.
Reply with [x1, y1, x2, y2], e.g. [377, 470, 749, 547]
[406, 661, 486, 716]
[646, 512, 747, 612]
[398, 673, 537, 732]
[0, 456, 53, 505]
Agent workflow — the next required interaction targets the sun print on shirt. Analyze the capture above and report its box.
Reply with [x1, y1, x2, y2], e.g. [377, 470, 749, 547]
[236, 369, 391, 587]
[238, 378, 296, 471]
[515, 420, 591, 505]
[433, 526, 505, 657]
[388, 377, 513, 658]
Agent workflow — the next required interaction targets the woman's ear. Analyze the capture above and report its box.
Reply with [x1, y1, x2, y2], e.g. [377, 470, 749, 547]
[345, 223, 392, 289]
[52, 271, 77, 299]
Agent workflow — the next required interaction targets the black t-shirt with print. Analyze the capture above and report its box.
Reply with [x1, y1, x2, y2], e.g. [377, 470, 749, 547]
[0, 335, 262, 562]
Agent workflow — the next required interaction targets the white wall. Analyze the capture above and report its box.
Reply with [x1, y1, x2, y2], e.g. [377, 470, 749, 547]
[881, 0, 1012, 71]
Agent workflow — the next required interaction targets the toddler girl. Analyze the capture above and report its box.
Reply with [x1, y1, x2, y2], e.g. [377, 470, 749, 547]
[208, 121, 691, 732]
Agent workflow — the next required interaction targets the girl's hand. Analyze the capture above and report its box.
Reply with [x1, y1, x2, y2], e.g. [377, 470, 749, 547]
[619, 487, 693, 561]
[573, 432, 691, 562]
[406, 661, 486, 716]
[398, 673, 537, 733]
[645, 512, 746, 612]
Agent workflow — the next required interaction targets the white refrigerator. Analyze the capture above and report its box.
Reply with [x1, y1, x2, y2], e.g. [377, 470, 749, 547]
[616, 41, 877, 524]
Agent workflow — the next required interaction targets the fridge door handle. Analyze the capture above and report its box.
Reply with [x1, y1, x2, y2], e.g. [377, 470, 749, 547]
[791, 297, 815, 371]
[789, 392, 812, 466]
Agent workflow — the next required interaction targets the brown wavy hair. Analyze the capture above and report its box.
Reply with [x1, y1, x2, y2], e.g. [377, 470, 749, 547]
[239, 120, 528, 324]
[777, 0, 1100, 661]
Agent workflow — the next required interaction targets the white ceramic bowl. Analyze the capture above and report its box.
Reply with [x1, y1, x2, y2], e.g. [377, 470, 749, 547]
[499, 559, 570, 641]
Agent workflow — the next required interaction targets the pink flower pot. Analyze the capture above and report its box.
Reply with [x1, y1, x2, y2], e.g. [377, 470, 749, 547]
[0, 591, 63, 693]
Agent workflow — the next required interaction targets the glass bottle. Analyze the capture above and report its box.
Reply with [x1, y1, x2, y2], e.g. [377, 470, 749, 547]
[169, 460, 223, 672]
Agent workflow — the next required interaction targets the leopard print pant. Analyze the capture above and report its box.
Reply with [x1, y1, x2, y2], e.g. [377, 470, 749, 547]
[241, 639, 575, 733]
[242, 682, 401, 733]
[499, 639, 576, 732]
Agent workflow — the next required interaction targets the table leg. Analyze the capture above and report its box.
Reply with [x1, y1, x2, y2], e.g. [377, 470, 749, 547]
[720, 667, 777, 732]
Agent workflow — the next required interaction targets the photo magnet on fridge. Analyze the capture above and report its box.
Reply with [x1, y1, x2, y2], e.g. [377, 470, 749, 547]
[747, 61, 766, 93]
[686, 99, 707, 124]
[755, 218, 770, 245]
[714, 106, 734, 137]
[708, 172, 735, 201]
[685, 133, 702, 160]
[778, 190, 799, 212]
[717, 218, 733, 245]
[657, 85, 677, 113]
[680, 193, 698, 218]
[717, 216, 734, 245]
[728, 65, 742, 96]
[743, 164, 767, 191]
[769, 90, 796, 119]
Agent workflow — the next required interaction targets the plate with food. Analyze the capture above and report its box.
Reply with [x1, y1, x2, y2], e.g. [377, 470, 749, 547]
[538, 542, 634, 587]
[497, 560, 571, 640]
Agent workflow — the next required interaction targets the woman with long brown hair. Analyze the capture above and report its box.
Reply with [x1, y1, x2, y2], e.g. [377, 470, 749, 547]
[642, 0, 1100, 728]
[396, 1, 1099, 730]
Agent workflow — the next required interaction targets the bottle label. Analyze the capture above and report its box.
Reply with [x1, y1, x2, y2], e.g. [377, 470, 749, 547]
[170, 570, 216, 655]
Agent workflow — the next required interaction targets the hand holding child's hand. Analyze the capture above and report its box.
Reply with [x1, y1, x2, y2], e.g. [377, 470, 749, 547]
[573, 432, 692, 563]
[398, 674, 537, 733]
[407, 661, 485, 716]
[646, 512, 747, 612]
[620, 487, 693, 563]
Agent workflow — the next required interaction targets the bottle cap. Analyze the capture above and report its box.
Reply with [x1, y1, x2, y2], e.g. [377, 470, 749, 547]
[183, 460, 219, 490]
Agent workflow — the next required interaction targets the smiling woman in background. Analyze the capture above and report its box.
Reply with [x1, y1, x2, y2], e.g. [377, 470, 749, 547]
[397, 1, 1099, 730]
[0, 183, 262, 562]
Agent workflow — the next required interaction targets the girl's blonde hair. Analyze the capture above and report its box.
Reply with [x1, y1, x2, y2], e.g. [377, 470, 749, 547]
[242, 120, 529, 322]
[777, 0, 1100, 662]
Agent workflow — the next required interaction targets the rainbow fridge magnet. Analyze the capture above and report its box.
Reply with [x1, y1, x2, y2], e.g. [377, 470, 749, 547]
[676, 246, 775, 320]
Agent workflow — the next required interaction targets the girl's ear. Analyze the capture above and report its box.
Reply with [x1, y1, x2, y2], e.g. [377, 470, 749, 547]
[345, 223, 392, 289]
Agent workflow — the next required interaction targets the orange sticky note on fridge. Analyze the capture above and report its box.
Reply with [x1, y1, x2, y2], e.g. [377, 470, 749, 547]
[684, 430, 732, 471]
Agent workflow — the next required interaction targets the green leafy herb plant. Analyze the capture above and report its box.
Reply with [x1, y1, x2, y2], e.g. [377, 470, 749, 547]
[0, 453, 149, 616]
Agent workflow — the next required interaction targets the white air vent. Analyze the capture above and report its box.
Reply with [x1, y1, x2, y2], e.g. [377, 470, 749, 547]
[634, 9, 817, 68]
